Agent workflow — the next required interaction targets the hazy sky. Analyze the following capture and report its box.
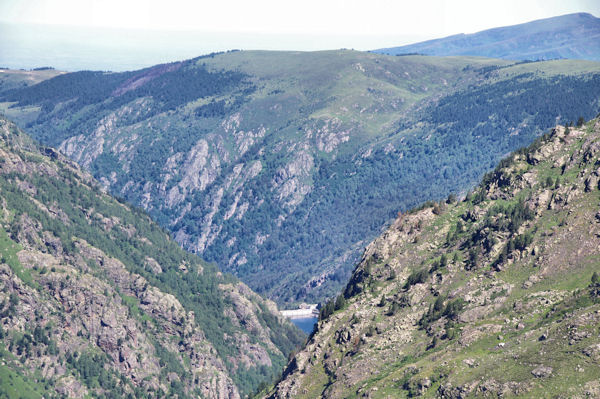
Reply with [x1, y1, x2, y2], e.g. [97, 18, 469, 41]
[1, 0, 599, 71]
[2, 0, 599, 35]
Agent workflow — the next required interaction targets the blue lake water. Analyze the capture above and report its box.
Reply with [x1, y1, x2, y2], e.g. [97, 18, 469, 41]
[291, 317, 318, 335]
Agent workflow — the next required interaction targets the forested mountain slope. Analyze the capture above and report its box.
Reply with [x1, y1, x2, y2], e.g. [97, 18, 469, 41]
[1, 51, 600, 306]
[375, 13, 600, 61]
[0, 116, 304, 399]
[267, 118, 600, 398]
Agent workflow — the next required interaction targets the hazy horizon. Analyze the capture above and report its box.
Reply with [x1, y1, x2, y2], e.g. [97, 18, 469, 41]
[1, 0, 599, 72]
[0, 22, 432, 72]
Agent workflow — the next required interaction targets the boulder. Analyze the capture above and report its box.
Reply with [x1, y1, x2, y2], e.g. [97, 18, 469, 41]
[531, 365, 553, 378]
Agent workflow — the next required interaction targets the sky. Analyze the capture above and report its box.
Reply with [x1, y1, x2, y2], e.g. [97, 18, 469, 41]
[1, 0, 599, 71]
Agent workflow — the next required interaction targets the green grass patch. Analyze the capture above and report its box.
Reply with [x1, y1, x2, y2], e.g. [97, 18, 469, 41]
[0, 360, 47, 399]
[120, 294, 153, 324]
[0, 228, 36, 288]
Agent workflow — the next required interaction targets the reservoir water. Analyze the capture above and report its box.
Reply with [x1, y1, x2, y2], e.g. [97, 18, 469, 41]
[291, 317, 318, 335]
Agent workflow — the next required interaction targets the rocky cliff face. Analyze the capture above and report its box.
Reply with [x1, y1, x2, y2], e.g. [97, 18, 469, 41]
[0, 117, 304, 398]
[2, 51, 600, 307]
[268, 118, 600, 398]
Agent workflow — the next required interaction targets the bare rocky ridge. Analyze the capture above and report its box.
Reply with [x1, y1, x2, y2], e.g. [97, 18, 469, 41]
[267, 118, 600, 398]
[0, 117, 304, 398]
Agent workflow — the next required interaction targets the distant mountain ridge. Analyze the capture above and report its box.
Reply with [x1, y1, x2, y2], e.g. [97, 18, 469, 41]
[374, 13, 600, 61]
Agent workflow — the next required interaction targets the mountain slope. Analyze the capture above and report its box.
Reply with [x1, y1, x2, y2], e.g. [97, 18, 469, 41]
[0, 116, 305, 398]
[375, 13, 600, 61]
[1, 51, 600, 307]
[268, 117, 600, 398]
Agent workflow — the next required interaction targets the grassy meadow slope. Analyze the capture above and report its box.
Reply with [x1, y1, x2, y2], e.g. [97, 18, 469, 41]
[1, 51, 599, 306]
[267, 118, 600, 398]
[0, 116, 305, 398]
[0, 68, 64, 94]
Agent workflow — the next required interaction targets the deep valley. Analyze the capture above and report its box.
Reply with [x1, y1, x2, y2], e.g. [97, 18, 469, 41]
[1, 11, 600, 398]
[2, 51, 599, 307]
